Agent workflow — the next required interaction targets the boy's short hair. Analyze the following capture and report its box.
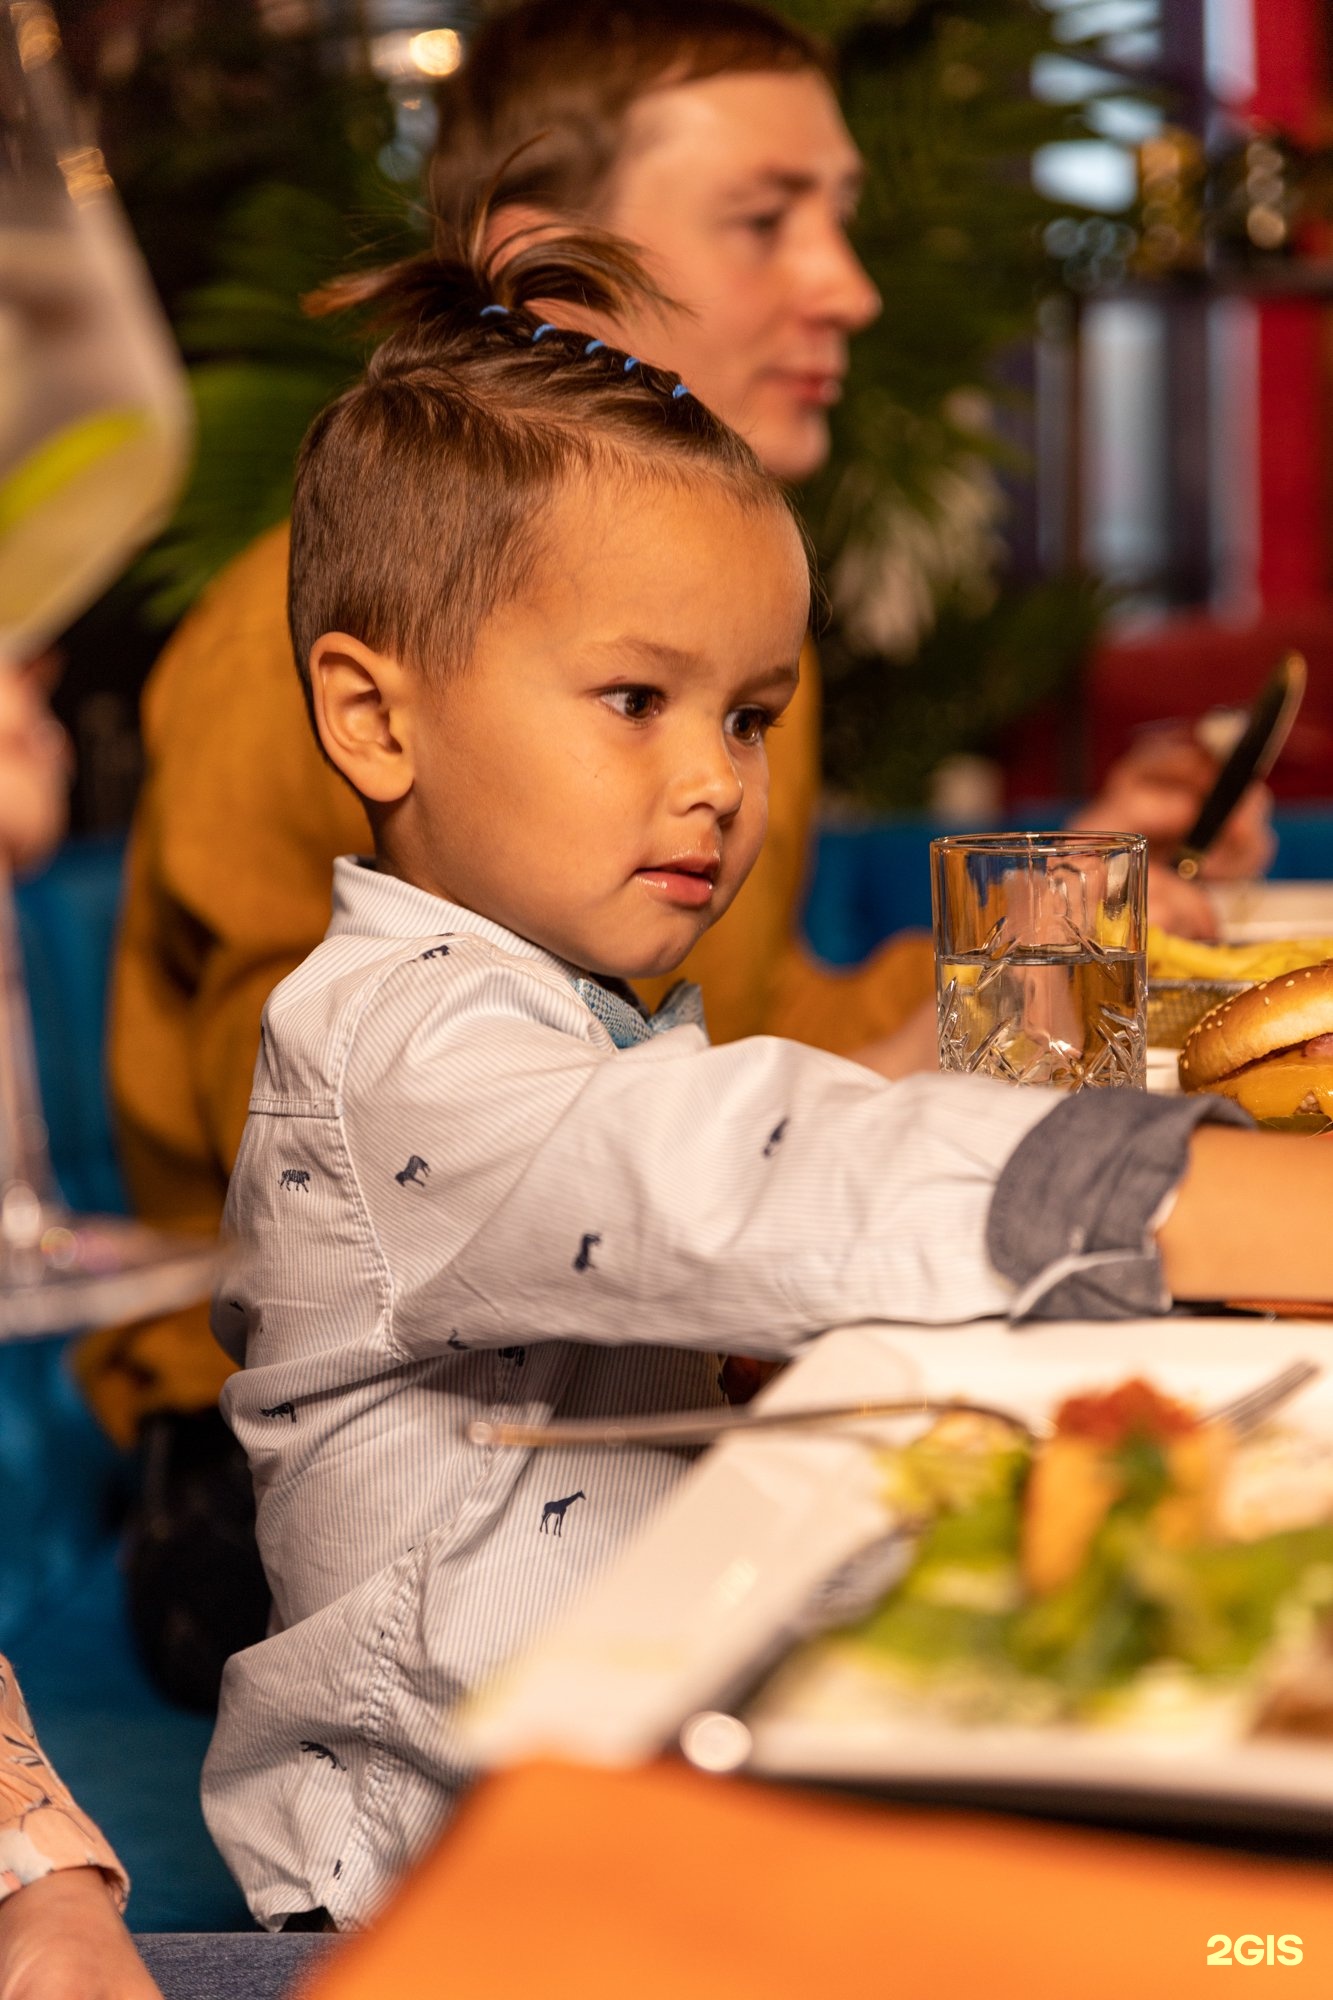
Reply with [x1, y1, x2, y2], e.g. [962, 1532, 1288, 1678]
[428, 1, 832, 237]
[287, 218, 798, 722]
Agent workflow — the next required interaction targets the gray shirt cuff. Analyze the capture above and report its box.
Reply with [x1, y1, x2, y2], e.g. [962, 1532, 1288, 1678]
[987, 1089, 1254, 1321]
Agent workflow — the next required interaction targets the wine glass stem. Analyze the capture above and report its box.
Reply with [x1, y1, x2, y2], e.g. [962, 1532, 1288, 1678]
[0, 862, 56, 1281]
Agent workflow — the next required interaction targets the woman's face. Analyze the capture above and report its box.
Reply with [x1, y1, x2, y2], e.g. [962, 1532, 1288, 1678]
[599, 69, 880, 483]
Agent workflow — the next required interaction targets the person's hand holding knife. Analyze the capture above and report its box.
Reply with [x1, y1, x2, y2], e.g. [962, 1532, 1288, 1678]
[1070, 732, 1276, 940]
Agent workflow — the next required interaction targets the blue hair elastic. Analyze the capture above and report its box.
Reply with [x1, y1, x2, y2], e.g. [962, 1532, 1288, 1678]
[531, 322, 557, 342]
[623, 356, 640, 373]
[672, 382, 690, 399]
[479, 304, 508, 319]
[583, 339, 606, 356]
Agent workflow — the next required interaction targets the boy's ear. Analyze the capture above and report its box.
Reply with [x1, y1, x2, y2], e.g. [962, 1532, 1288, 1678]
[308, 634, 415, 803]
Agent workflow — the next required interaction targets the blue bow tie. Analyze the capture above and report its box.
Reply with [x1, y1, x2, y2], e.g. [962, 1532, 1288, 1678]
[570, 977, 707, 1049]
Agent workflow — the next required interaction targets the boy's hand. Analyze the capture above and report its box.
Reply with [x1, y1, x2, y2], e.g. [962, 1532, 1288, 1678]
[0, 1870, 162, 2000]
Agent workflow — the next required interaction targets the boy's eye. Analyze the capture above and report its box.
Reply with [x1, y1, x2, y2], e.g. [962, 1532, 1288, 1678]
[727, 705, 776, 746]
[601, 685, 661, 722]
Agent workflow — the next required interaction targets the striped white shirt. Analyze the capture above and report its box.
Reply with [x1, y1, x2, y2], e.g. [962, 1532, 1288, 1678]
[201, 857, 1199, 1928]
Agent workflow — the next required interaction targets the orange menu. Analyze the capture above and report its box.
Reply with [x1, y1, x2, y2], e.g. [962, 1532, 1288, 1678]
[300, 1759, 1333, 2000]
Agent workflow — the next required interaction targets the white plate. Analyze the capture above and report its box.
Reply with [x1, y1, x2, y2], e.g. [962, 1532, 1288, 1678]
[465, 1317, 1333, 1825]
[1211, 880, 1333, 945]
[743, 1715, 1333, 1827]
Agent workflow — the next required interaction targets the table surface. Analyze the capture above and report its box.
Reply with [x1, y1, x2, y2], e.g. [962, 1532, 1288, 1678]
[0, 1216, 215, 1341]
[302, 1311, 1333, 1999]
[301, 1759, 1333, 2000]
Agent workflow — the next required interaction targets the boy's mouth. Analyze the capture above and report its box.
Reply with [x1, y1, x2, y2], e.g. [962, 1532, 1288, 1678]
[635, 854, 720, 909]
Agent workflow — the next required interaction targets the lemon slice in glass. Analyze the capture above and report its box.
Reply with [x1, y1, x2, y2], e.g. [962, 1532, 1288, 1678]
[0, 403, 180, 653]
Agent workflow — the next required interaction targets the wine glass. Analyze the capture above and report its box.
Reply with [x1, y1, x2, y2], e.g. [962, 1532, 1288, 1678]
[0, 0, 213, 1336]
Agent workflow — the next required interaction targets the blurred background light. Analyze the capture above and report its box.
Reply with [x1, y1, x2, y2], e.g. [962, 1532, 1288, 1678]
[408, 28, 462, 77]
[368, 25, 461, 81]
[1034, 140, 1138, 212]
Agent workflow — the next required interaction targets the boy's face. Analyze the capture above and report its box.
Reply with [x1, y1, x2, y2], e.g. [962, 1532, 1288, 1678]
[389, 478, 809, 980]
[597, 70, 880, 483]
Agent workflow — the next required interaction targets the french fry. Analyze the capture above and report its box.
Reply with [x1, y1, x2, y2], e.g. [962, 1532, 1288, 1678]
[1147, 926, 1333, 983]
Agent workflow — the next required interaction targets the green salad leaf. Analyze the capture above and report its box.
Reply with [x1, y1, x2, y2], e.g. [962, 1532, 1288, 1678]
[831, 1426, 1333, 1723]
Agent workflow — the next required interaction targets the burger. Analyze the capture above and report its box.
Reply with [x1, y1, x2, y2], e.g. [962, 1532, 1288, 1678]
[1179, 959, 1333, 1130]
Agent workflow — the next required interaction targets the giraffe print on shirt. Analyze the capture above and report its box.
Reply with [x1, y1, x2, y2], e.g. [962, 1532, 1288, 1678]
[539, 1491, 585, 1536]
[573, 1233, 601, 1272]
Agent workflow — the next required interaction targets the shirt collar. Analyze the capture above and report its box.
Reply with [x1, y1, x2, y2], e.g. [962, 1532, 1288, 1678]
[327, 856, 575, 981]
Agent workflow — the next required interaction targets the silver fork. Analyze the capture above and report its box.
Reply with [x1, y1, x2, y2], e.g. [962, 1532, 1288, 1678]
[468, 1396, 1040, 1450]
[467, 1358, 1322, 1451]
[1204, 1358, 1322, 1438]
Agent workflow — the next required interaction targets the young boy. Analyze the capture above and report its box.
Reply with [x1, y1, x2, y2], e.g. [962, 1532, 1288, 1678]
[202, 226, 1317, 1933]
[100, 1, 1265, 1567]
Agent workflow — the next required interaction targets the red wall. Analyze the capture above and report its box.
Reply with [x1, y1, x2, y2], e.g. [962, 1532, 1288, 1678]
[1251, 0, 1332, 608]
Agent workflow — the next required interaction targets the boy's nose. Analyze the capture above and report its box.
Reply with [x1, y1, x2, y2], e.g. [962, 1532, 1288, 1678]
[672, 730, 744, 821]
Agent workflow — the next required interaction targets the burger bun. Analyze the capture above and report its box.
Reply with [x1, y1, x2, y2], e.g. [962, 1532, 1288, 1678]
[1179, 958, 1333, 1131]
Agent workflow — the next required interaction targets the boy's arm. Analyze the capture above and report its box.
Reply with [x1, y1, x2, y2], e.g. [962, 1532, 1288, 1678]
[344, 990, 1252, 1358]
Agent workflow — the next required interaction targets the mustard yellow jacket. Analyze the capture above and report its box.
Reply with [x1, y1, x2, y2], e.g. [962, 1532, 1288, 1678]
[87, 523, 933, 1444]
